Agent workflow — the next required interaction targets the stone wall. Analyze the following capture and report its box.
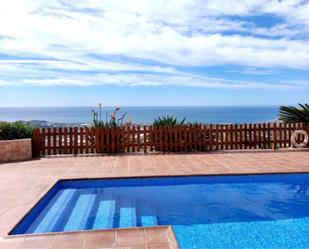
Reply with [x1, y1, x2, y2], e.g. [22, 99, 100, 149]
[0, 139, 32, 162]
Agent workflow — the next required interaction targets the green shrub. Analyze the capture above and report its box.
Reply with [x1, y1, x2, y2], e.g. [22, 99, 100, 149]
[91, 104, 129, 129]
[152, 115, 186, 127]
[151, 116, 185, 151]
[0, 121, 33, 140]
[90, 104, 131, 153]
[187, 121, 203, 126]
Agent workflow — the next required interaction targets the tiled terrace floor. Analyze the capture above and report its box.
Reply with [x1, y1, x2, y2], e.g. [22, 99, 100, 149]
[0, 150, 309, 248]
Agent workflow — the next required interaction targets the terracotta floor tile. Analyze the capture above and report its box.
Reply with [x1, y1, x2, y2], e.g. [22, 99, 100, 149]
[116, 229, 145, 246]
[83, 230, 116, 249]
[0, 238, 24, 249]
[127, 246, 147, 249]
[165, 227, 177, 243]
[147, 244, 172, 249]
[21, 235, 56, 249]
[52, 233, 86, 249]
[169, 242, 180, 249]
[145, 227, 169, 244]
[147, 232, 170, 245]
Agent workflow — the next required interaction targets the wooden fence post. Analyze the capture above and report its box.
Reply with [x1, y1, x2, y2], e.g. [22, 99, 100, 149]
[306, 123, 309, 148]
[272, 123, 277, 150]
[53, 127, 57, 155]
[143, 125, 147, 153]
[95, 128, 100, 153]
[32, 128, 41, 158]
[73, 127, 78, 155]
[111, 127, 115, 153]
[209, 124, 213, 151]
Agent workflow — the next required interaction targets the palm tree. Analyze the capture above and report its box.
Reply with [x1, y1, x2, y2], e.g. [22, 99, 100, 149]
[279, 104, 309, 123]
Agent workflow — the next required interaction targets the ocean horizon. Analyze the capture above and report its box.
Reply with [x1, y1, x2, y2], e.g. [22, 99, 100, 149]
[0, 106, 279, 124]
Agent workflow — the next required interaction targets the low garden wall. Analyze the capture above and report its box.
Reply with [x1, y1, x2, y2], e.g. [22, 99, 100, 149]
[0, 138, 32, 162]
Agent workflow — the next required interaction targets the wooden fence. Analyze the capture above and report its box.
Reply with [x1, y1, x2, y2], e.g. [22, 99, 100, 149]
[32, 122, 309, 157]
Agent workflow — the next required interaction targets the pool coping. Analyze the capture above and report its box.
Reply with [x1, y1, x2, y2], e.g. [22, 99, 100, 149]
[5, 226, 179, 248]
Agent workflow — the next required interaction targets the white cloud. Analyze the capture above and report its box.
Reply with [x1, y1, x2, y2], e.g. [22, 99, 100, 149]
[227, 67, 280, 75]
[0, 58, 178, 74]
[0, 0, 308, 88]
[0, 69, 305, 90]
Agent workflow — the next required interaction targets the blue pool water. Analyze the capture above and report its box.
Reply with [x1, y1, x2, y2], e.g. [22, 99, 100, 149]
[11, 174, 309, 249]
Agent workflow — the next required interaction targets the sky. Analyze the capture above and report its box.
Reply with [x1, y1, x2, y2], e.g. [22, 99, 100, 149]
[0, 0, 308, 107]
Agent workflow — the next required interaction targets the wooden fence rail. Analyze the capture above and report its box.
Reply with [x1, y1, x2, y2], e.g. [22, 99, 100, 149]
[32, 122, 309, 157]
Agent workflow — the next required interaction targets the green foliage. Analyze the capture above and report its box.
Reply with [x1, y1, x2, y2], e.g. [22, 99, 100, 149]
[152, 115, 185, 152]
[279, 104, 309, 123]
[0, 121, 33, 140]
[91, 104, 129, 129]
[90, 104, 130, 153]
[187, 121, 203, 127]
[152, 115, 186, 127]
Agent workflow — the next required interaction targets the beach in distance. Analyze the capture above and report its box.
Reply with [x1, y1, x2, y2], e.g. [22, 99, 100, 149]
[0, 106, 279, 126]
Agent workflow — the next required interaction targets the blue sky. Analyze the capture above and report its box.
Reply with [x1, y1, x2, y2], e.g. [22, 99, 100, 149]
[0, 0, 308, 106]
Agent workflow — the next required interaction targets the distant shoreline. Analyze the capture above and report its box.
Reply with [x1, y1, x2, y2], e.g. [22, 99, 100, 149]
[0, 106, 279, 125]
[2, 119, 279, 128]
[18, 120, 90, 128]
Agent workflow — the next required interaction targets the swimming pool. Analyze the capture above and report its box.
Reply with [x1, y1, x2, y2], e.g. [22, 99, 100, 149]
[11, 174, 309, 249]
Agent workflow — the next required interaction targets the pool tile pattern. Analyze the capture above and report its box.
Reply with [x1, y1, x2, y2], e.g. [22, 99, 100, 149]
[0, 149, 309, 248]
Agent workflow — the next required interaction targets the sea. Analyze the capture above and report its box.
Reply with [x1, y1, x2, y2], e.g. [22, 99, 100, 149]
[0, 106, 279, 124]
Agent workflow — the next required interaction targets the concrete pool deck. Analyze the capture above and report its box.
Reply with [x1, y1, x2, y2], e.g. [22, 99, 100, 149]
[0, 149, 309, 248]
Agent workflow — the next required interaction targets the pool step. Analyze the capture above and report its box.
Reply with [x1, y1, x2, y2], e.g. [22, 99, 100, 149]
[62, 189, 96, 231]
[118, 199, 137, 228]
[27, 189, 159, 233]
[92, 192, 116, 229]
[27, 189, 76, 233]
[138, 202, 158, 227]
